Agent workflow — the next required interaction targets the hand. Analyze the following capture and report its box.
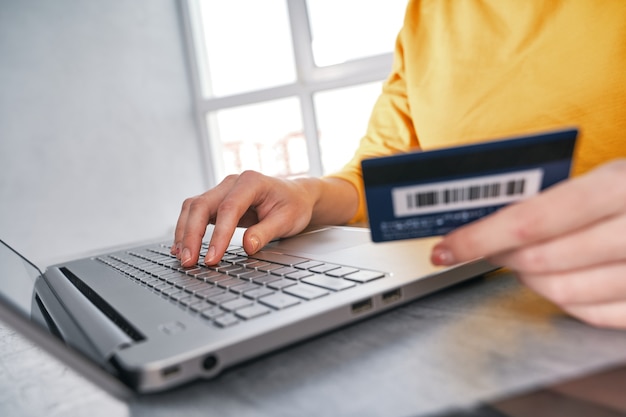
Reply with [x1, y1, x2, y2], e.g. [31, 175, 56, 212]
[172, 171, 316, 267]
[172, 171, 358, 267]
[431, 159, 626, 329]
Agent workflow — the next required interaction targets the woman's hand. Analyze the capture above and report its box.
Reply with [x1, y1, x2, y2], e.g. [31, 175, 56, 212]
[431, 160, 626, 328]
[172, 171, 358, 267]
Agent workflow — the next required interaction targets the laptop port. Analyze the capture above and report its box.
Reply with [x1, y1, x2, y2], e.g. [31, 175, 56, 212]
[203, 355, 218, 371]
[382, 288, 402, 304]
[351, 298, 373, 314]
[161, 365, 180, 379]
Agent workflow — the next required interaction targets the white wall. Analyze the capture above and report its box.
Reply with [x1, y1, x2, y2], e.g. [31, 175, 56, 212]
[0, 0, 207, 265]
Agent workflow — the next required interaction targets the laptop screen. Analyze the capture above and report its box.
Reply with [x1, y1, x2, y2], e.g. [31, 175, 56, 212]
[0, 239, 132, 396]
[0, 239, 43, 322]
[0, 239, 114, 367]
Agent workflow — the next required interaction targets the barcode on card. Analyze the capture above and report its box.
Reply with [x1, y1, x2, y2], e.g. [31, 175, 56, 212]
[392, 169, 543, 217]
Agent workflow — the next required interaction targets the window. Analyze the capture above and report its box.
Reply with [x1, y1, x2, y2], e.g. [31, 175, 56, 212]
[181, 0, 407, 186]
[306, 0, 406, 67]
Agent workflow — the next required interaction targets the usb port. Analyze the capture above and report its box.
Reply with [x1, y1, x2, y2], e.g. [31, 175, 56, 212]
[161, 365, 180, 378]
[351, 298, 373, 314]
[382, 288, 402, 304]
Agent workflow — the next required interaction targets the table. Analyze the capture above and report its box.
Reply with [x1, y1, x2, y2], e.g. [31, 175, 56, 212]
[2, 270, 626, 417]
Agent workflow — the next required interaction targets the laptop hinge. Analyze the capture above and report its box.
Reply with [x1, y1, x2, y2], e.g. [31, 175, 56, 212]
[40, 267, 137, 363]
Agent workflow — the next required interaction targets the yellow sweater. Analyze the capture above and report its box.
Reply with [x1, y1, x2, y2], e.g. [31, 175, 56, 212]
[329, 0, 626, 223]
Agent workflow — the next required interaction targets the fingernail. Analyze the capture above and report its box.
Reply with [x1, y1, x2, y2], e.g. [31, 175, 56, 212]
[249, 235, 260, 253]
[204, 245, 216, 264]
[181, 248, 192, 266]
[431, 245, 455, 266]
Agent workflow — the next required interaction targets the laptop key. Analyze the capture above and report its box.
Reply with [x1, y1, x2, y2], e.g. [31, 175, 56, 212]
[208, 261, 235, 272]
[255, 262, 285, 272]
[217, 278, 248, 289]
[201, 306, 225, 320]
[236, 304, 271, 320]
[188, 268, 214, 278]
[178, 295, 197, 306]
[302, 275, 356, 291]
[283, 283, 329, 300]
[226, 256, 249, 264]
[162, 271, 188, 283]
[243, 287, 275, 299]
[145, 279, 162, 288]
[259, 293, 301, 309]
[162, 286, 183, 297]
[267, 278, 297, 290]
[309, 263, 341, 274]
[194, 287, 225, 299]
[221, 253, 239, 261]
[220, 265, 247, 275]
[229, 267, 259, 278]
[239, 270, 270, 281]
[141, 263, 165, 272]
[271, 266, 300, 276]
[207, 292, 238, 305]
[234, 258, 261, 268]
[195, 270, 223, 281]
[204, 273, 232, 284]
[189, 300, 211, 312]
[159, 258, 181, 268]
[285, 270, 314, 280]
[220, 297, 253, 312]
[214, 313, 239, 328]
[343, 270, 385, 283]
[153, 282, 172, 292]
[230, 282, 260, 294]
[250, 274, 281, 285]
[172, 272, 197, 282]
[139, 275, 159, 285]
[293, 260, 323, 270]
[325, 266, 359, 277]
[183, 281, 211, 293]
[170, 291, 193, 302]
[181, 266, 204, 276]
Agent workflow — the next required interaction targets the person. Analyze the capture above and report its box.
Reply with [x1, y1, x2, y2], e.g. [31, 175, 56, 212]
[173, 0, 626, 328]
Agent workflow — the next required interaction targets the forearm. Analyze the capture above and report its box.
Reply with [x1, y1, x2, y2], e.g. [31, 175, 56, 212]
[294, 177, 359, 226]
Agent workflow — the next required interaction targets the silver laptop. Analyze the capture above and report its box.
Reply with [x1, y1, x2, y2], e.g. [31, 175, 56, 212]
[0, 226, 495, 397]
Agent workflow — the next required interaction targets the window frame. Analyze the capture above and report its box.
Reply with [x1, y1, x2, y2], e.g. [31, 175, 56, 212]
[179, 0, 396, 187]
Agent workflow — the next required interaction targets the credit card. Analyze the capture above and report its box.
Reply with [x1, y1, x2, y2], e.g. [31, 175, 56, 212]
[362, 128, 578, 242]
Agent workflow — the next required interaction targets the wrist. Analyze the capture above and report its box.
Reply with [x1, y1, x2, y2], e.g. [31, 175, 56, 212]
[294, 177, 358, 225]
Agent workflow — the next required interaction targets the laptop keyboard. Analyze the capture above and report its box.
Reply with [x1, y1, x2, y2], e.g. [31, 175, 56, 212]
[96, 243, 387, 328]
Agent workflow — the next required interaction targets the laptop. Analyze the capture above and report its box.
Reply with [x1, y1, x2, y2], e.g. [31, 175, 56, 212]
[0, 226, 495, 397]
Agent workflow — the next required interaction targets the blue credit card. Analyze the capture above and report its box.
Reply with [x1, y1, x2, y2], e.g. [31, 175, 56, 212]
[362, 128, 579, 242]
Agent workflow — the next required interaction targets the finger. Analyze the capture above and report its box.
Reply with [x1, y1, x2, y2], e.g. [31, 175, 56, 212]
[562, 300, 626, 329]
[516, 261, 626, 307]
[241, 207, 311, 255]
[179, 176, 237, 266]
[488, 212, 626, 273]
[172, 197, 193, 256]
[239, 177, 314, 254]
[204, 172, 267, 264]
[173, 194, 215, 259]
[178, 194, 215, 266]
[433, 160, 626, 264]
